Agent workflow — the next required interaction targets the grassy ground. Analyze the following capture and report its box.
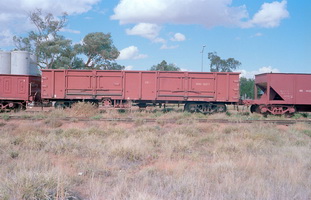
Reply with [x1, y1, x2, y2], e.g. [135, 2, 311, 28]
[0, 103, 310, 199]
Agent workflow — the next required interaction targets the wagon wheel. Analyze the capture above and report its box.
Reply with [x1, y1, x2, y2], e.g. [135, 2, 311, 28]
[14, 103, 25, 112]
[54, 102, 65, 109]
[250, 105, 260, 113]
[102, 99, 112, 108]
[137, 103, 147, 109]
[184, 103, 197, 113]
[216, 104, 227, 113]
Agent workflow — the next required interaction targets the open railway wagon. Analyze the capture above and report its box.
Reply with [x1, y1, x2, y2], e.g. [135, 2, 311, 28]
[0, 74, 41, 111]
[249, 73, 311, 115]
[41, 69, 240, 114]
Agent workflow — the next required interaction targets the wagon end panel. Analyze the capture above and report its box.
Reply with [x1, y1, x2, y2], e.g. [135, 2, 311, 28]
[229, 73, 240, 102]
[41, 70, 65, 99]
[215, 73, 240, 103]
[41, 70, 52, 99]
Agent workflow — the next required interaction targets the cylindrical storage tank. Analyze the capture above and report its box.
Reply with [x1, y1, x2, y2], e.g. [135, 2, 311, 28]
[0, 51, 11, 74]
[11, 51, 31, 75]
[30, 54, 40, 75]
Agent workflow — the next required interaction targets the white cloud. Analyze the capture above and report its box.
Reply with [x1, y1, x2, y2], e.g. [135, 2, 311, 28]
[239, 66, 280, 79]
[160, 44, 179, 50]
[171, 33, 186, 42]
[112, 0, 248, 28]
[118, 46, 148, 60]
[61, 28, 81, 34]
[0, 0, 100, 16]
[126, 23, 165, 43]
[248, 1, 289, 28]
[251, 32, 263, 38]
[0, 0, 99, 47]
[112, 0, 289, 29]
[0, 29, 14, 47]
[124, 65, 134, 70]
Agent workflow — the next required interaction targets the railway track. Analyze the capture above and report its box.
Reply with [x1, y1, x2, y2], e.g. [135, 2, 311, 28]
[1, 115, 310, 125]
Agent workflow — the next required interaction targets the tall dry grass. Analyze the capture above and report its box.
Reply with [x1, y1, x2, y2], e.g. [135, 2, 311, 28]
[0, 108, 310, 199]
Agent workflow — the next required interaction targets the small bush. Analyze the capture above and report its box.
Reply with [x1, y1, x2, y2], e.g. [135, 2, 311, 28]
[10, 151, 19, 159]
[1, 114, 10, 121]
[91, 115, 102, 120]
[68, 102, 99, 117]
[303, 130, 311, 137]
[45, 118, 63, 128]
[226, 111, 232, 116]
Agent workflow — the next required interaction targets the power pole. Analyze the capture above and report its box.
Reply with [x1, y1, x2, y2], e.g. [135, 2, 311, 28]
[200, 45, 206, 72]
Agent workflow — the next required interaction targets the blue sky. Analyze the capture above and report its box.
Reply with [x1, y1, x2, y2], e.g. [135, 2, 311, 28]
[0, 0, 310, 78]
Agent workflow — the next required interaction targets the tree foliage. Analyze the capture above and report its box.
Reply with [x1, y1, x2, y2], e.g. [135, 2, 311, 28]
[13, 9, 82, 69]
[75, 32, 122, 70]
[208, 52, 241, 72]
[150, 60, 180, 71]
[13, 10, 123, 70]
[240, 77, 255, 99]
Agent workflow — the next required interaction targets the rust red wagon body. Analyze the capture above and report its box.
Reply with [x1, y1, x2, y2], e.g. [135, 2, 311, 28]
[0, 74, 41, 111]
[41, 69, 240, 113]
[250, 73, 311, 115]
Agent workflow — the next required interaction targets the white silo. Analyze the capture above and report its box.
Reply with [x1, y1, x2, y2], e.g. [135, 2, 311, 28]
[0, 51, 11, 74]
[11, 51, 31, 75]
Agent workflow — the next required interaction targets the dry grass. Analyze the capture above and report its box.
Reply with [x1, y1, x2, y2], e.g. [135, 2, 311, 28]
[0, 108, 310, 199]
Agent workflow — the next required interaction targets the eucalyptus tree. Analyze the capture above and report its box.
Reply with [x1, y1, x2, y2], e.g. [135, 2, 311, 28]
[13, 9, 82, 69]
[75, 32, 122, 70]
[240, 77, 255, 99]
[150, 60, 180, 71]
[208, 52, 241, 72]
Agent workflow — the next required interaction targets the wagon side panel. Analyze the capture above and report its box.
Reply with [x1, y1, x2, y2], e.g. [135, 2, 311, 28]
[157, 72, 186, 101]
[0, 74, 33, 101]
[141, 72, 157, 100]
[187, 73, 215, 101]
[124, 71, 140, 100]
[96, 71, 123, 99]
[295, 75, 311, 105]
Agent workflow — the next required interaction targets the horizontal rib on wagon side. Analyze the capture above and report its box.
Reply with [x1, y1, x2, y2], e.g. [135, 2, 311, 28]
[41, 69, 240, 114]
[250, 73, 311, 115]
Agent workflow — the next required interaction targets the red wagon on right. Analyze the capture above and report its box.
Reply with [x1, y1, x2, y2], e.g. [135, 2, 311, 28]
[250, 73, 311, 115]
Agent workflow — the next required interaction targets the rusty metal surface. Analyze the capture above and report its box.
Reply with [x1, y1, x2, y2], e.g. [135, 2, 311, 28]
[41, 69, 240, 103]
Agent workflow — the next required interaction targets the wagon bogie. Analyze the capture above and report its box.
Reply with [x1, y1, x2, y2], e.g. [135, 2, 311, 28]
[184, 102, 227, 114]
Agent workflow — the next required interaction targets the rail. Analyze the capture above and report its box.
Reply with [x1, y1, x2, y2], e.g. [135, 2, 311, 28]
[1, 115, 310, 125]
